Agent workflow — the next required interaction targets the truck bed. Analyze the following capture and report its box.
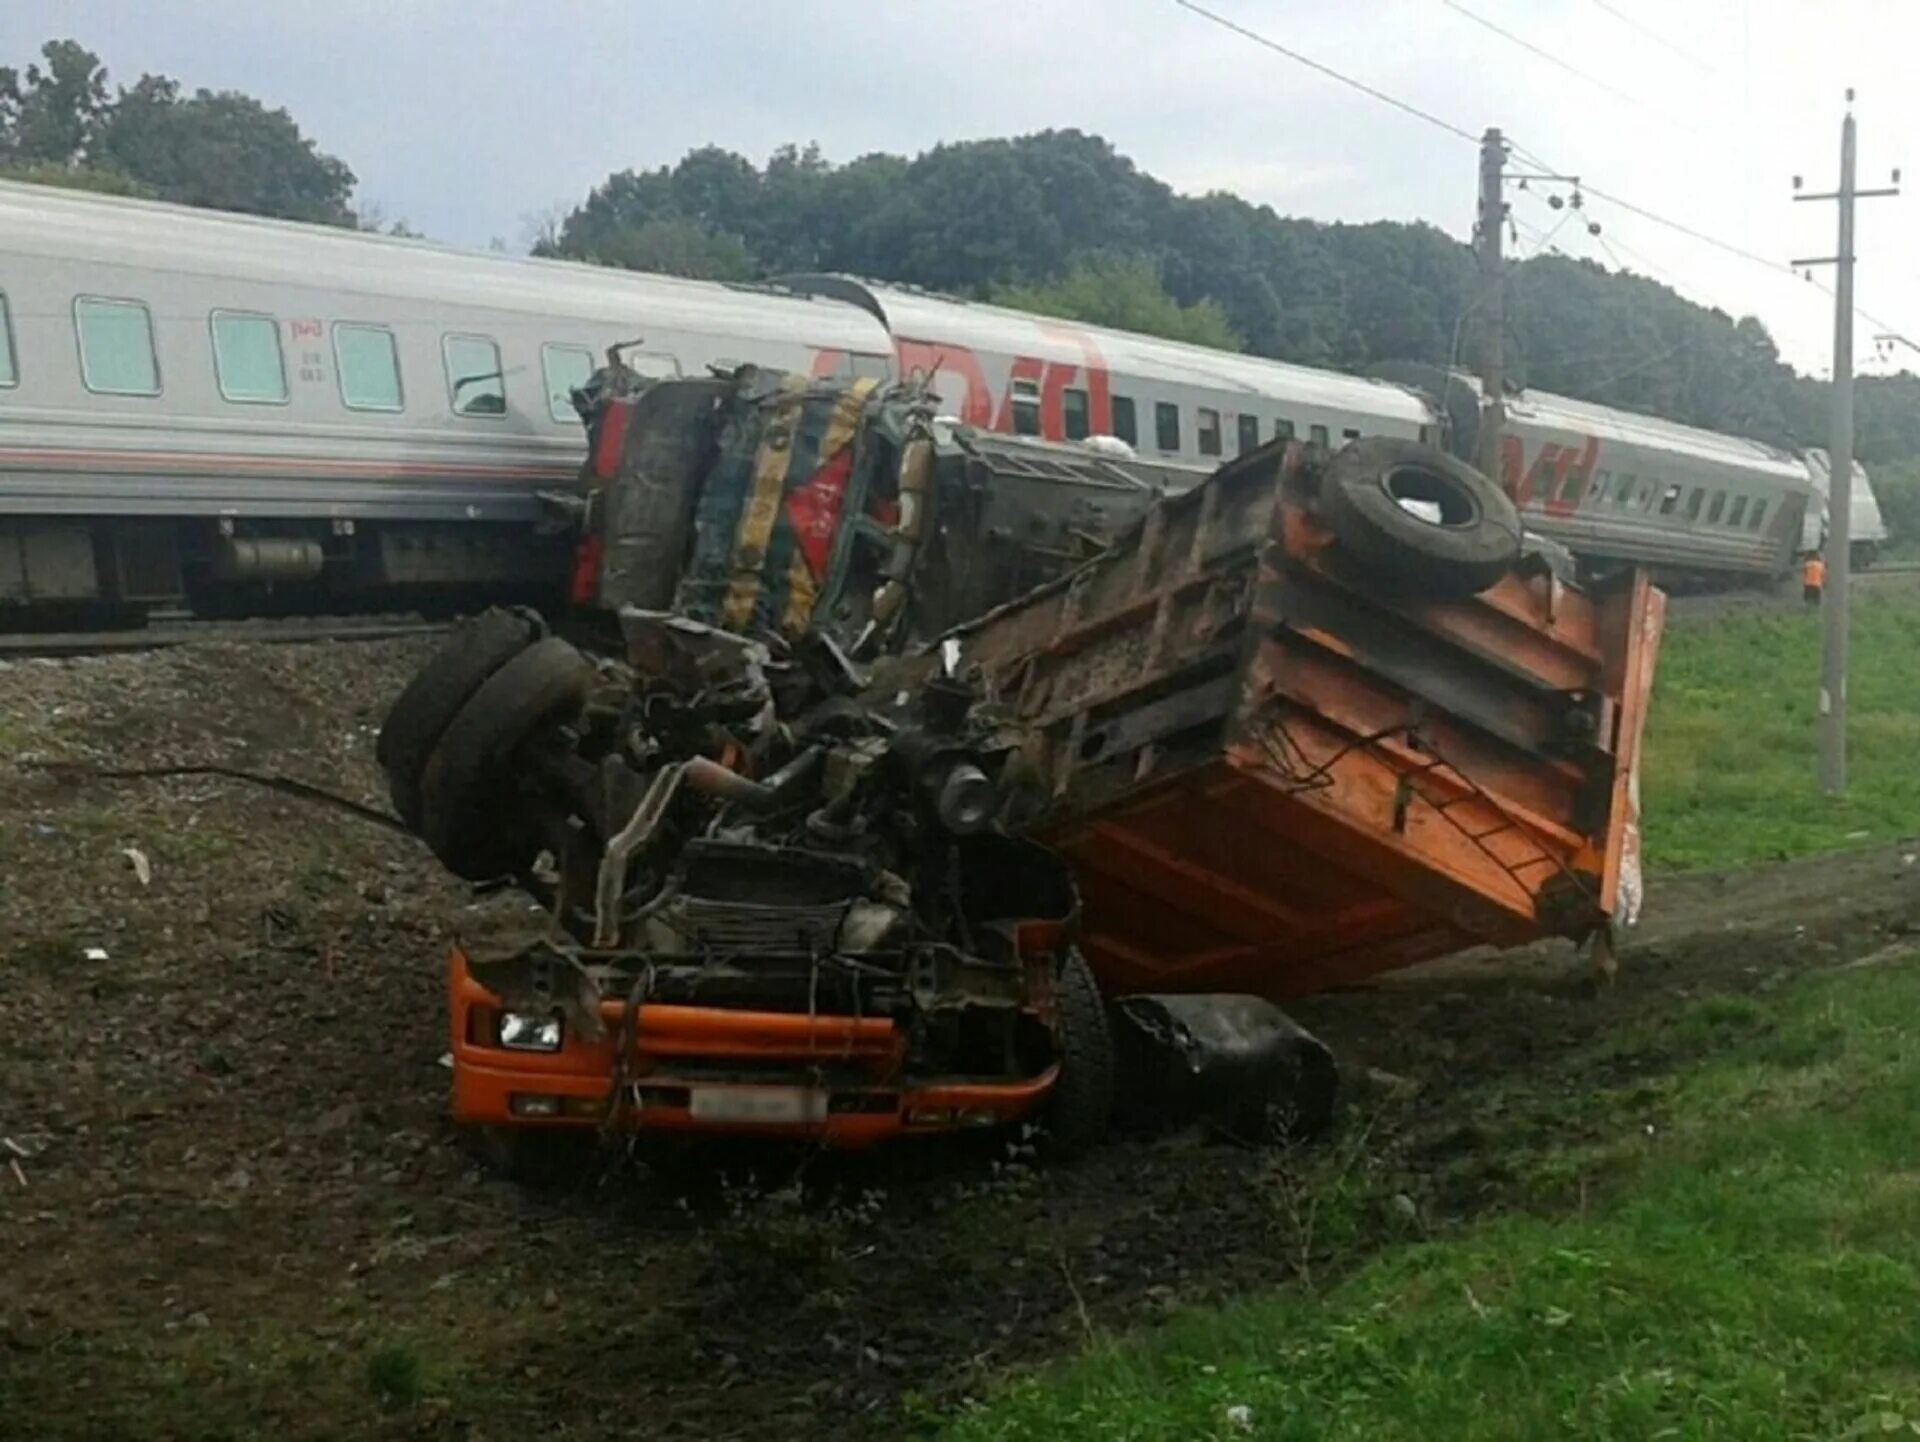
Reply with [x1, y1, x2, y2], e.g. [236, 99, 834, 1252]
[939, 439, 1664, 998]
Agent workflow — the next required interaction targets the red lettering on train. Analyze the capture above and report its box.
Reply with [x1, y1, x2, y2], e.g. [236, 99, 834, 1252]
[895, 339, 992, 426]
[1502, 433, 1601, 513]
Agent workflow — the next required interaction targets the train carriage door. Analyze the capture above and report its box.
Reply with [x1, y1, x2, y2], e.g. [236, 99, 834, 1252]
[0, 292, 14, 389]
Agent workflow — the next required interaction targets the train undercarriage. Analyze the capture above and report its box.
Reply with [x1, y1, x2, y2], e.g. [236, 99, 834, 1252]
[0, 514, 567, 628]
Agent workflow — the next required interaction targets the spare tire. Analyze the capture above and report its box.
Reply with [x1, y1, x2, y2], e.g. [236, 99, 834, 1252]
[378, 607, 546, 831]
[418, 637, 595, 881]
[1317, 438, 1522, 598]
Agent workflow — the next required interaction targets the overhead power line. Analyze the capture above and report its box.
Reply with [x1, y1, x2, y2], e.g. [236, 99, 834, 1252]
[1585, 0, 1718, 76]
[1172, 0, 1479, 144]
[1436, 0, 1684, 126]
[1173, 1, 1920, 349]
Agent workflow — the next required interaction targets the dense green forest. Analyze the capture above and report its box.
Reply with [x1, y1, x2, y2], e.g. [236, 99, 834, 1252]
[7, 37, 1920, 533]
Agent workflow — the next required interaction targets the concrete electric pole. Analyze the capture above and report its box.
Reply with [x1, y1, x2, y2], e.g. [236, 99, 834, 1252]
[1793, 92, 1899, 796]
[1474, 127, 1508, 476]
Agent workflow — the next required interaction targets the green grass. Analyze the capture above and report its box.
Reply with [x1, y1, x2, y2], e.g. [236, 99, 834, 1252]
[942, 956, 1920, 1441]
[1642, 587, 1920, 868]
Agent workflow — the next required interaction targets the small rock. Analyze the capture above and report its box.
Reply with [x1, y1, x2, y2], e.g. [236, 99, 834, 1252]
[187, 1311, 210, 1329]
[1364, 1066, 1418, 1096]
[223, 1167, 252, 1191]
[314, 1101, 358, 1135]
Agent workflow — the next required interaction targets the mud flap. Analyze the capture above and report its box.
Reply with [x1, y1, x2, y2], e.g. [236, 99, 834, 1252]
[1111, 994, 1338, 1141]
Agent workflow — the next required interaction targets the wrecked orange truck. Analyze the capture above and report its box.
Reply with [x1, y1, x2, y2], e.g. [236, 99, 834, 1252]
[376, 364, 1663, 1164]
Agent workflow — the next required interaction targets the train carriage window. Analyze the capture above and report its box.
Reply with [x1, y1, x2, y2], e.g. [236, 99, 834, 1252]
[1684, 487, 1705, 521]
[1238, 414, 1260, 455]
[1309, 424, 1330, 448]
[1658, 484, 1682, 516]
[1197, 407, 1222, 456]
[1749, 500, 1767, 530]
[1110, 394, 1138, 446]
[1155, 401, 1181, 452]
[0, 292, 15, 387]
[334, 324, 403, 412]
[1639, 481, 1659, 512]
[210, 311, 288, 404]
[1342, 427, 1362, 442]
[540, 344, 595, 423]
[1010, 377, 1041, 437]
[444, 334, 506, 417]
[1062, 386, 1090, 442]
[1526, 454, 1555, 502]
[1727, 495, 1749, 527]
[1274, 418, 1295, 441]
[1706, 490, 1727, 524]
[75, 297, 160, 397]
[1592, 472, 1612, 504]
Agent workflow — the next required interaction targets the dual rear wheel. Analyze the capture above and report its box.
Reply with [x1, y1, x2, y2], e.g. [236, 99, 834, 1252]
[377, 608, 593, 881]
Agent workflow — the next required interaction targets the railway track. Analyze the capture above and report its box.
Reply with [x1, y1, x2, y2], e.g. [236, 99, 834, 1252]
[0, 614, 450, 660]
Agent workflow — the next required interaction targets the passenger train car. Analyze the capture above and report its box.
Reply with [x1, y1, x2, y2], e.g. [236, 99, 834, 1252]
[781, 275, 1438, 462]
[1800, 448, 1889, 567]
[784, 278, 1825, 587]
[0, 184, 1866, 621]
[1491, 386, 1816, 583]
[0, 182, 890, 617]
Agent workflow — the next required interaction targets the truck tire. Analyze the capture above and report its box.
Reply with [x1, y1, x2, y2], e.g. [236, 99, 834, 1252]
[1039, 948, 1115, 1154]
[378, 607, 545, 831]
[418, 637, 595, 880]
[1318, 438, 1521, 598]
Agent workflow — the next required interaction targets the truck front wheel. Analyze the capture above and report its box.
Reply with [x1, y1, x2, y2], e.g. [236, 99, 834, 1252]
[1038, 948, 1115, 1154]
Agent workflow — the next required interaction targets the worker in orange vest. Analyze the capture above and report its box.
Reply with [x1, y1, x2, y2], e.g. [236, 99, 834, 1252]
[1803, 551, 1826, 605]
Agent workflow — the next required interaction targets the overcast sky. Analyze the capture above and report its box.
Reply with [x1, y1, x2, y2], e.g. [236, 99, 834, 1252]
[7, 0, 1917, 375]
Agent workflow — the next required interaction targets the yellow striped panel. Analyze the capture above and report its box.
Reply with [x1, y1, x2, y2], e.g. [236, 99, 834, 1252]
[772, 378, 879, 636]
[721, 373, 810, 630]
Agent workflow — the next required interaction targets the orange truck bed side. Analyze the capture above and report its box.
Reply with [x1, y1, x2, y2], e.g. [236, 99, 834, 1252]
[941, 441, 1665, 999]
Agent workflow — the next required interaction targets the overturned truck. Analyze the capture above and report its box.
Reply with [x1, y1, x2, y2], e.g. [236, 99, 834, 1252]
[378, 365, 1664, 1158]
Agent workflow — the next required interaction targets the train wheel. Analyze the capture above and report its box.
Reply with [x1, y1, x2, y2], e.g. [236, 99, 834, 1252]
[1037, 948, 1115, 1155]
[1318, 438, 1522, 598]
[377, 607, 546, 830]
[418, 636, 595, 881]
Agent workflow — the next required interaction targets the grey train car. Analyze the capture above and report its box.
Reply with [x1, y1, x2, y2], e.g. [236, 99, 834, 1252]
[0, 181, 892, 619]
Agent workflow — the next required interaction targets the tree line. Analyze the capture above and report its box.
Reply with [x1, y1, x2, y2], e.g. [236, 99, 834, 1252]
[9, 36, 1920, 530]
[2, 39, 358, 226]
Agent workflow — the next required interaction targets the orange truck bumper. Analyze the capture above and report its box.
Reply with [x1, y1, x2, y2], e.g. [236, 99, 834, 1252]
[446, 947, 1056, 1149]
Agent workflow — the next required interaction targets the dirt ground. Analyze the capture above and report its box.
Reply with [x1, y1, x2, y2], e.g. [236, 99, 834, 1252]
[3, 637, 1917, 1441]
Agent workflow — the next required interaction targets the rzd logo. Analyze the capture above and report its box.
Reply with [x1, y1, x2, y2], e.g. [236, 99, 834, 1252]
[1501, 434, 1599, 516]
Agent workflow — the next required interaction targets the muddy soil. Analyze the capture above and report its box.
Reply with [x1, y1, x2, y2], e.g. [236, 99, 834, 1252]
[2, 638, 1916, 1441]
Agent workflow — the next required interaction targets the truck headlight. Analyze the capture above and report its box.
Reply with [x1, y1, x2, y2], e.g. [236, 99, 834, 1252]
[497, 1012, 563, 1052]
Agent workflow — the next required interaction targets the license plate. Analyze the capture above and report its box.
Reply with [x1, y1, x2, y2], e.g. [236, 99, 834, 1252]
[686, 1087, 828, 1125]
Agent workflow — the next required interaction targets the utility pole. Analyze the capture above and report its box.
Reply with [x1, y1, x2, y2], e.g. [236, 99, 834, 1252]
[1793, 92, 1899, 796]
[1474, 127, 1508, 476]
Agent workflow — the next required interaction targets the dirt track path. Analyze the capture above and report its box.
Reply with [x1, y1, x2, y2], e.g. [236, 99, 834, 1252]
[3, 638, 1916, 1441]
